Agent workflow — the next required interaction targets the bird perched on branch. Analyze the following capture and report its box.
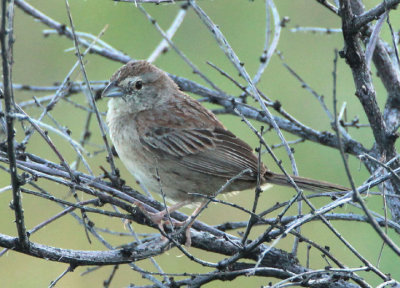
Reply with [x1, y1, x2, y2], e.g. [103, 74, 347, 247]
[103, 60, 348, 246]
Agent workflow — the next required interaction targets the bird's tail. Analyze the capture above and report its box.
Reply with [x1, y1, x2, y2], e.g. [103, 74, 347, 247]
[264, 171, 349, 192]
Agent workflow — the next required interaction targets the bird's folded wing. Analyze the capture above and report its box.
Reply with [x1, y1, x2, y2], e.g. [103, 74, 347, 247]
[140, 126, 260, 180]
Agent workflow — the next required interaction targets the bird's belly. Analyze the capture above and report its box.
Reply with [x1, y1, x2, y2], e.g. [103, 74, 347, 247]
[113, 141, 200, 201]
[108, 124, 157, 192]
[113, 139, 158, 190]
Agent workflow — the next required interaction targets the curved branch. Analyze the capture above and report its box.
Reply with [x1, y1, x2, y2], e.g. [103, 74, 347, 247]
[353, 0, 400, 31]
[0, 233, 159, 265]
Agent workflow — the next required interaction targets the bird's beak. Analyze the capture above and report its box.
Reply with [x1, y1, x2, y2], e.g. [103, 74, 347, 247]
[102, 81, 124, 98]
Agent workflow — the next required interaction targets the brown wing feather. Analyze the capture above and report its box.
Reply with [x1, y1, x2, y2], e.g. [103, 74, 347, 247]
[136, 94, 265, 180]
[141, 127, 216, 157]
[140, 125, 263, 180]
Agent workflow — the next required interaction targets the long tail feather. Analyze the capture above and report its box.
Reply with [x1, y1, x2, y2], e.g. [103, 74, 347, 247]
[264, 172, 349, 192]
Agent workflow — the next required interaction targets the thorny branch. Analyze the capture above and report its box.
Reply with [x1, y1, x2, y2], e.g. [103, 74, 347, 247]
[1, 0, 29, 248]
[0, 0, 399, 287]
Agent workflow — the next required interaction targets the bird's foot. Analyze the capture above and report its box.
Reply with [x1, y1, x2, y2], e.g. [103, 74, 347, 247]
[135, 200, 193, 246]
[163, 217, 194, 247]
[135, 202, 167, 232]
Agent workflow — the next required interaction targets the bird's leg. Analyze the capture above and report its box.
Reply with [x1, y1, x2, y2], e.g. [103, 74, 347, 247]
[136, 200, 191, 234]
[136, 199, 207, 246]
[172, 200, 208, 247]
[148, 200, 191, 226]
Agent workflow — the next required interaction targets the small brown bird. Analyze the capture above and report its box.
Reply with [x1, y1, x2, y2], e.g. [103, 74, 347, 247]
[103, 60, 347, 245]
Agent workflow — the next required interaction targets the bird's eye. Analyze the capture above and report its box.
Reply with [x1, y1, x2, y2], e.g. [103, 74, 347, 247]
[135, 80, 143, 90]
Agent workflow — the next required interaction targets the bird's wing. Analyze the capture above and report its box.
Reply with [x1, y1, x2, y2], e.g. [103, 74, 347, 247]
[140, 125, 261, 180]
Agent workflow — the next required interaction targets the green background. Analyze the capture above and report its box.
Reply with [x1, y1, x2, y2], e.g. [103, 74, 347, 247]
[0, 0, 399, 287]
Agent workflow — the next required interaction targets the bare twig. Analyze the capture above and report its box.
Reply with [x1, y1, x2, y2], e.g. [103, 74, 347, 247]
[15, 0, 131, 63]
[353, 0, 400, 31]
[49, 265, 73, 288]
[147, 4, 188, 63]
[333, 48, 400, 257]
[315, 0, 339, 14]
[64, 0, 119, 185]
[1, 0, 29, 248]
[365, 11, 388, 68]
[290, 27, 342, 33]
[252, 0, 281, 85]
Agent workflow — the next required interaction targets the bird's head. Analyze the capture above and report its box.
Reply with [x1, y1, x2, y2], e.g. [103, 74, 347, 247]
[102, 60, 177, 113]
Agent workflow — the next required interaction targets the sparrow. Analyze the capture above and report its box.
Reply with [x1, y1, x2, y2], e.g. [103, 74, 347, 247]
[103, 60, 348, 245]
